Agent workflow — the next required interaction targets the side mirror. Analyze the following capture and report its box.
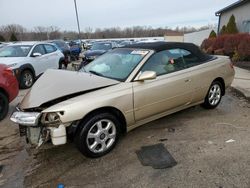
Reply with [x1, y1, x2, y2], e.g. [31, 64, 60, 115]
[135, 71, 157, 81]
[32, 52, 42, 57]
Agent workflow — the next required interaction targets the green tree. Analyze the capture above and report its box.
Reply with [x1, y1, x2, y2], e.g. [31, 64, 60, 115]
[209, 30, 217, 38]
[0, 35, 5, 42]
[226, 14, 238, 34]
[220, 25, 227, 35]
[9, 33, 18, 41]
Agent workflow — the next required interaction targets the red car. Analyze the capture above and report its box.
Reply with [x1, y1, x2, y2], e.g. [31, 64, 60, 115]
[0, 64, 19, 120]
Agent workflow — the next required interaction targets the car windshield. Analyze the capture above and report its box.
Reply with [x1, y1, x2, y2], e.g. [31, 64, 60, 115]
[0, 45, 32, 57]
[91, 43, 112, 51]
[81, 48, 149, 81]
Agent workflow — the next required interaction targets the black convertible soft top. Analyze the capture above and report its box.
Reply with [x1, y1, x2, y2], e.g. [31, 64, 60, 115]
[123, 42, 212, 62]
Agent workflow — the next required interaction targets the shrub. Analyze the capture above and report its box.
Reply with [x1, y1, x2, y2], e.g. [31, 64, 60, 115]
[201, 38, 216, 53]
[201, 33, 250, 61]
[213, 35, 227, 51]
[238, 37, 250, 61]
[226, 14, 238, 34]
[209, 30, 217, 38]
[232, 50, 241, 62]
[220, 25, 227, 35]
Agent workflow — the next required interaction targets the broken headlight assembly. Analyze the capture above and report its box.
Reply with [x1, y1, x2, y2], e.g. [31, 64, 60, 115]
[41, 112, 63, 127]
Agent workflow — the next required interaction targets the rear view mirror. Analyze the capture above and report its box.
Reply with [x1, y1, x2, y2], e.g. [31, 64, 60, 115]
[32, 52, 42, 57]
[136, 71, 156, 81]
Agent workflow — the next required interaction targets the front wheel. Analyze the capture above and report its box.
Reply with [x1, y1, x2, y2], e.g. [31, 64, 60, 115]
[0, 92, 9, 121]
[20, 70, 34, 89]
[75, 113, 120, 158]
[202, 81, 222, 109]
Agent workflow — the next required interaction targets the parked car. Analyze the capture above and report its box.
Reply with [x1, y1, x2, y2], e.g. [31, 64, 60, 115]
[49, 40, 71, 69]
[118, 40, 134, 47]
[0, 42, 64, 89]
[0, 64, 19, 120]
[11, 42, 234, 158]
[0, 42, 9, 49]
[83, 41, 118, 63]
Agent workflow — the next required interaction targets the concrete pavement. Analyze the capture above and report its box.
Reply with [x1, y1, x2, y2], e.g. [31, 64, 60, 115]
[231, 67, 250, 100]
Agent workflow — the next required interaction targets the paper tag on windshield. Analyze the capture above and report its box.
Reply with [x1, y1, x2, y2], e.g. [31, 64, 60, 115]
[131, 50, 149, 55]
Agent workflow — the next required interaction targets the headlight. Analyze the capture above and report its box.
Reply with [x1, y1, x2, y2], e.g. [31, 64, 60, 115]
[10, 112, 41, 126]
[41, 112, 62, 127]
[8, 63, 18, 68]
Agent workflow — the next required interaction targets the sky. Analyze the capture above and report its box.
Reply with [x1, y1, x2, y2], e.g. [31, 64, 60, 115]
[0, 0, 237, 31]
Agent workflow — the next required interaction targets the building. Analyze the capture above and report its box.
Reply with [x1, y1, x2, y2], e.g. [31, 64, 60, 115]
[164, 32, 184, 42]
[216, 0, 250, 34]
[184, 28, 216, 46]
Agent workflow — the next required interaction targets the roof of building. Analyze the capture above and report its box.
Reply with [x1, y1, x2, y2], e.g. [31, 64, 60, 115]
[215, 0, 249, 16]
[123, 41, 211, 61]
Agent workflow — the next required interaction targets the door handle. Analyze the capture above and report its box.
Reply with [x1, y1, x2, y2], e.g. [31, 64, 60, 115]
[185, 79, 191, 82]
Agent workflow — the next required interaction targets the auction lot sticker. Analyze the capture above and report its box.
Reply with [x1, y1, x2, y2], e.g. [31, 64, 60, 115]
[131, 50, 149, 56]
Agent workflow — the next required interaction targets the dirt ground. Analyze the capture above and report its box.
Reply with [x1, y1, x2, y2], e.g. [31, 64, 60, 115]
[0, 89, 250, 188]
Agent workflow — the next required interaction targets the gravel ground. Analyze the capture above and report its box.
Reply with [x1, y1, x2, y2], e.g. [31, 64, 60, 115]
[0, 88, 250, 188]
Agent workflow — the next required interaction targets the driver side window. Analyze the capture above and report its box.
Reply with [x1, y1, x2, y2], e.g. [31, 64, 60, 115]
[141, 49, 185, 76]
[32, 45, 45, 56]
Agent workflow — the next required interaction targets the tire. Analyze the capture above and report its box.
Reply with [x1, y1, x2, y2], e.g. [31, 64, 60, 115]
[59, 61, 63, 69]
[0, 92, 9, 121]
[20, 70, 34, 89]
[75, 112, 121, 158]
[202, 81, 223, 109]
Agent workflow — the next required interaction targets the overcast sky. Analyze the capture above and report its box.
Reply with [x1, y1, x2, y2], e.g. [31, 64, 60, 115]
[0, 0, 236, 31]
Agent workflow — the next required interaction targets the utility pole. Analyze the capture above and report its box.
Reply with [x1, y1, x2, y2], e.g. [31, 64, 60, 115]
[74, 0, 81, 39]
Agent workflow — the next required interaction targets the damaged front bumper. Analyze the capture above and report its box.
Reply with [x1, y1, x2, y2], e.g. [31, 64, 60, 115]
[10, 110, 67, 147]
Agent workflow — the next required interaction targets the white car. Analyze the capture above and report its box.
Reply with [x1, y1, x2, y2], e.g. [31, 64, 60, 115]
[0, 41, 64, 89]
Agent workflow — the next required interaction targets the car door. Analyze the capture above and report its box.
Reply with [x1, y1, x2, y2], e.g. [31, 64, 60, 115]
[29, 44, 47, 76]
[179, 49, 215, 103]
[132, 49, 193, 122]
[43, 44, 60, 70]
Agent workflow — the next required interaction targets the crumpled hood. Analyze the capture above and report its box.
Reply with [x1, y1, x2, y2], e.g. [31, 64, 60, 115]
[0, 57, 27, 66]
[20, 69, 120, 109]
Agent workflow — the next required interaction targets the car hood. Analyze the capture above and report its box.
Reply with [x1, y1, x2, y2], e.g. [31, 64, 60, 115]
[85, 50, 107, 56]
[0, 57, 26, 65]
[20, 69, 120, 110]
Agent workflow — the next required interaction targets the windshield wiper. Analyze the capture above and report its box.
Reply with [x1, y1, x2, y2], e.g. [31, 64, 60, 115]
[89, 70, 103, 76]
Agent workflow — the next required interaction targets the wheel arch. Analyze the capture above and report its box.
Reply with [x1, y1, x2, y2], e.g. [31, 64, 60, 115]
[19, 64, 36, 79]
[75, 106, 127, 136]
[212, 77, 225, 96]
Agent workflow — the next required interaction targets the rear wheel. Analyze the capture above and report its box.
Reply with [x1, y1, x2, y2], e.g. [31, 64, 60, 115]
[0, 92, 9, 121]
[20, 70, 34, 89]
[202, 81, 222, 109]
[75, 112, 120, 158]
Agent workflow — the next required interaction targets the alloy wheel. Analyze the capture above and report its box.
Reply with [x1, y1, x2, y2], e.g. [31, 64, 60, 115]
[208, 84, 221, 106]
[86, 119, 116, 153]
[23, 72, 33, 87]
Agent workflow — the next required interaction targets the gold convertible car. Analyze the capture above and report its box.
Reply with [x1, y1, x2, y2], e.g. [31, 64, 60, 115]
[11, 42, 235, 157]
